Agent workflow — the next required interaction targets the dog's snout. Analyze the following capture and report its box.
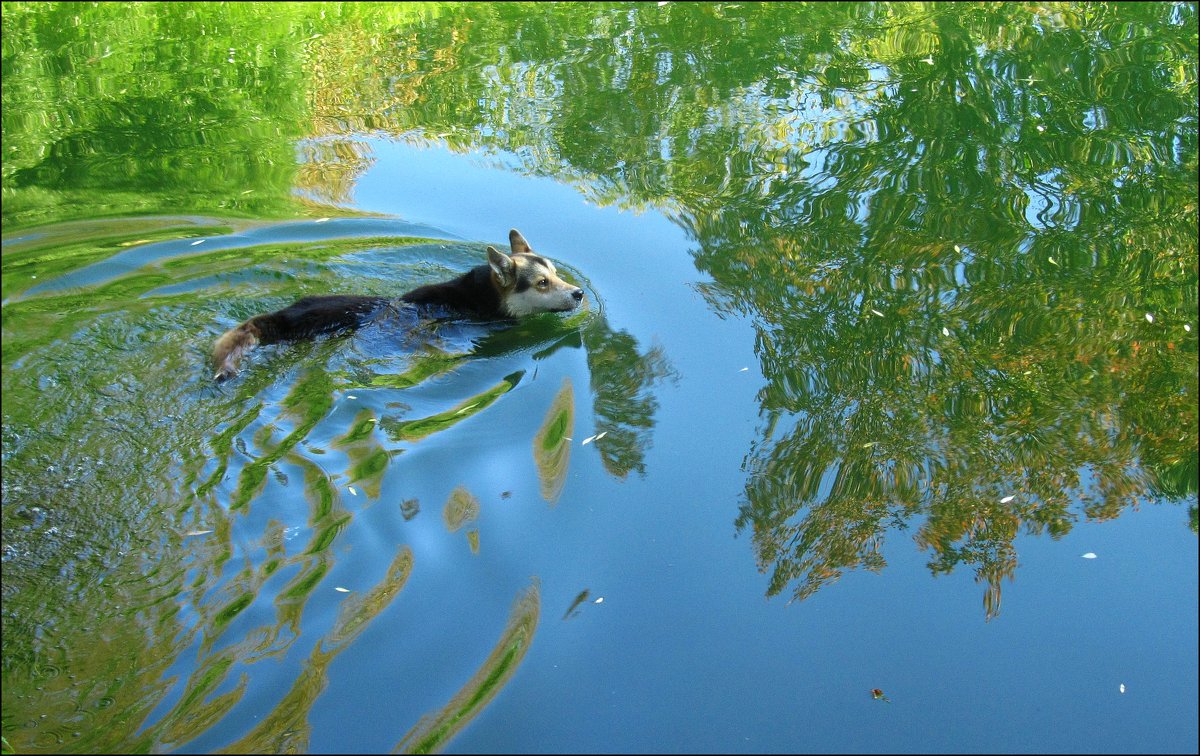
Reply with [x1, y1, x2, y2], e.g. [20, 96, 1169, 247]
[571, 288, 584, 302]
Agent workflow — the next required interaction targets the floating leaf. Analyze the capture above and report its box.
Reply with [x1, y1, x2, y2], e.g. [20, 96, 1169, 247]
[593, 597, 604, 604]
[348, 486, 358, 496]
[1082, 552, 1097, 559]
[335, 587, 350, 593]
[190, 239, 205, 246]
[1048, 256, 1058, 266]
[871, 688, 892, 703]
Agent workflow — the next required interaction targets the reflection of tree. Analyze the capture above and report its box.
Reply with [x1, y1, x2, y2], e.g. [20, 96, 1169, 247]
[582, 324, 675, 479]
[464, 311, 674, 480]
[533, 378, 575, 504]
[396, 582, 541, 754]
[294, 2, 1197, 617]
[2, 7, 1195, 756]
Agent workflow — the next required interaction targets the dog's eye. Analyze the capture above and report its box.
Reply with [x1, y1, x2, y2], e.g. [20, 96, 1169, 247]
[537, 278, 549, 288]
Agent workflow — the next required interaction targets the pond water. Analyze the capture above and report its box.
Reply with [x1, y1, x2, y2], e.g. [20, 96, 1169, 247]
[2, 3, 1197, 754]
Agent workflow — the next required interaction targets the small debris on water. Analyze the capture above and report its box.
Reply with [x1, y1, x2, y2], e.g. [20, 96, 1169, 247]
[1119, 683, 1126, 694]
[1000, 495, 1015, 503]
[335, 587, 350, 593]
[348, 486, 358, 496]
[1082, 552, 1097, 559]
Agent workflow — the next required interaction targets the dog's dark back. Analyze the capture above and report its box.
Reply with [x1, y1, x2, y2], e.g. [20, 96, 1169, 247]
[400, 266, 504, 319]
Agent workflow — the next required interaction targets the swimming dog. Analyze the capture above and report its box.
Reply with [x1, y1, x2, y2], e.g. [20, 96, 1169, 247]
[211, 229, 584, 381]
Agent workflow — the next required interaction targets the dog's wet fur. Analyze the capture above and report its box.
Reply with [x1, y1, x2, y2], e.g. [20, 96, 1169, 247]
[211, 229, 583, 381]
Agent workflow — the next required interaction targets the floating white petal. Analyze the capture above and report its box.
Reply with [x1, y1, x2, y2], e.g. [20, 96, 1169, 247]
[1082, 552, 1097, 559]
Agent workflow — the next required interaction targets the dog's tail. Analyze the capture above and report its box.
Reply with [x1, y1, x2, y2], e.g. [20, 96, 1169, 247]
[212, 321, 261, 382]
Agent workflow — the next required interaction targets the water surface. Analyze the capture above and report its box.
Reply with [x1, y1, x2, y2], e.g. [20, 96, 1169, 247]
[2, 2, 1196, 753]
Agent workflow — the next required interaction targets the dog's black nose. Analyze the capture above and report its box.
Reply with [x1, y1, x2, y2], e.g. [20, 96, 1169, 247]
[572, 289, 584, 302]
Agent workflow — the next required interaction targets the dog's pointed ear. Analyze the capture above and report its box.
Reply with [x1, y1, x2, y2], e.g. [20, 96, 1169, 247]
[509, 229, 533, 255]
[487, 245, 516, 287]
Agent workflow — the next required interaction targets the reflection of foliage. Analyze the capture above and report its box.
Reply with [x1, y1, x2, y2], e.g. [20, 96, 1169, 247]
[217, 546, 415, 754]
[1, 5, 1194, 755]
[396, 582, 540, 754]
[532, 378, 575, 504]
[582, 324, 675, 479]
[286, 1, 1198, 616]
[443, 486, 481, 533]
[0, 2, 329, 227]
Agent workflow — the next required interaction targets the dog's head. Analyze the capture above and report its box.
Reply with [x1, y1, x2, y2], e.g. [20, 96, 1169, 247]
[487, 229, 585, 318]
